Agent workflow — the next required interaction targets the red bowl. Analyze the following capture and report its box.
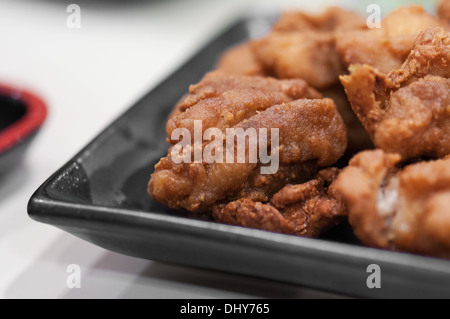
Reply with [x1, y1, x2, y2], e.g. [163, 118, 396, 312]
[0, 84, 47, 175]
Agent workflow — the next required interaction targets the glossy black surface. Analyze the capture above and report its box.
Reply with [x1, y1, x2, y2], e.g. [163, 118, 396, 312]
[28, 13, 450, 298]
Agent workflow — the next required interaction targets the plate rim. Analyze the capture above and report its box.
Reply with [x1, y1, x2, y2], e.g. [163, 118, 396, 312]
[28, 175, 450, 276]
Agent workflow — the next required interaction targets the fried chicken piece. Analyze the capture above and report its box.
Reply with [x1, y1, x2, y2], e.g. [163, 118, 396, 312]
[386, 27, 450, 86]
[340, 27, 450, 160]
[250, 7, 365, 89]
[337, 5, 444, 74]
[150, 99, 347, 212]
[252, 33, 340, 89]
[149, 74, 347, 212]
[166, 71, 321, 141]
[216, 42, 266, 76]
[333, 150, 401, 249]
[438, 0, 450, 27]
[321, 85, 373, 161]
[212, 168, 346, 237]
[334, 150, 450, 259]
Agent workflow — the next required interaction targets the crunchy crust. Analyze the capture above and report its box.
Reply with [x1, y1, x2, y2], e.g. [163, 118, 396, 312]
[166, 71, 321, 140]
[335, 150, 450, 258]
[212, 168, 346, 237]
[149, 73, 347, 212]
[438, 0, 450, 27]
[250, 7, 365, 89]
[340, 27, 450, 160]
[336, 5, 445, 74]
[333, 150, 402, 248]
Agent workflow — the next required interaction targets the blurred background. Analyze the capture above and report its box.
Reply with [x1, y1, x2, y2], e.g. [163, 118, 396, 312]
[0, 0, 438, 298]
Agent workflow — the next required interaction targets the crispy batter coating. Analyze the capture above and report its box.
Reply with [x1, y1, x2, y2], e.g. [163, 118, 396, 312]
[149, 73, 347, 212]
[334, 150, 450, 258]
[216, 42, 266, 76]
[336, 5, 444, 74]
[386, 27, 450, 86]
[212, 168, 346, 237]
[333, 150, 402, 248]
[166, 71, 321, 141]
[150, 99, 347, 212]
[250, 7, 365, 89]
[252, 33, 340, 89]
[340, 27, 450, 160]
[438, 0, 450, 27]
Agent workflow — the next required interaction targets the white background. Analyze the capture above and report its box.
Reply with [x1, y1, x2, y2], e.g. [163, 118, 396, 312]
[0, 0, 433, 299]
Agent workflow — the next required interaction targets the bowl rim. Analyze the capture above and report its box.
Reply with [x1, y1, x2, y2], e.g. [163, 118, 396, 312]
[0, 84, 47, 154]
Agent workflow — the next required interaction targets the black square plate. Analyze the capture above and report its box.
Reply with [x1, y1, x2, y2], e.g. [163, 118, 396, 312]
[28, 11, 450, 298]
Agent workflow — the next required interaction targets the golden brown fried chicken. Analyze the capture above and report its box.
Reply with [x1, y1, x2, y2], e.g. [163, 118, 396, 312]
[216, 42, 266, 76]
[149, 73, 347, 212]
[337, 5, 444, 74]
[250, 7, 365, 89]
[252, 33, 340, 89]
[212, 168, 346, 237]
[438, 0, 450, 27]
[166, 71, 321, 141]
[386, 27, 450, 86]
[340, 27, 450, 160]
[334, 149, 450, 259]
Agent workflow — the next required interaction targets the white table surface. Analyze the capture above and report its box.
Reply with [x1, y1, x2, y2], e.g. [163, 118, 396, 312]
[0, 0, 431, 299]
